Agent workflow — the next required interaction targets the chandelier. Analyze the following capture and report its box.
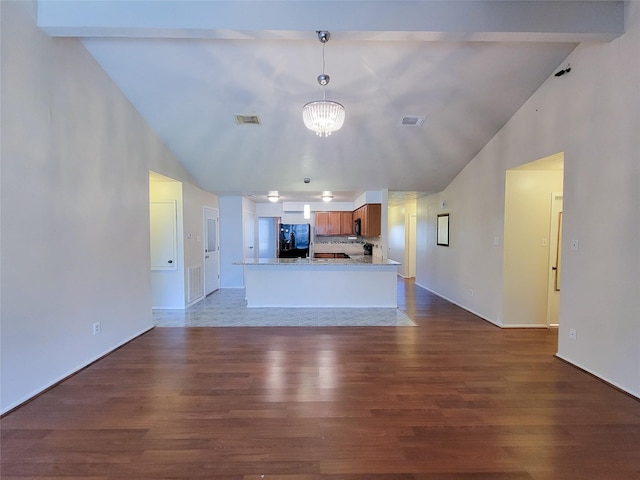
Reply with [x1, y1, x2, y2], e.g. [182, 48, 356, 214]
[302, 31, 345, 137]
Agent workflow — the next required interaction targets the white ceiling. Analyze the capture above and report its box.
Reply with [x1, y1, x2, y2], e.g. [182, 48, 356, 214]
[37, 1, 623, 204]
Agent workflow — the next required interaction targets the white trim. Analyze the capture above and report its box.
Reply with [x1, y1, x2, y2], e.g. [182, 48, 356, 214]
[186, 295, 205, 308]
[414, 282, 502, 327]
[501, 324, 549, 329]
[555, 353, 640, 400]
[1, 325, 155, 415]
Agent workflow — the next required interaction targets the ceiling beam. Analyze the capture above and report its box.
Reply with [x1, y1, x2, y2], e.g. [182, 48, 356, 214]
[37, 0, 624, 43]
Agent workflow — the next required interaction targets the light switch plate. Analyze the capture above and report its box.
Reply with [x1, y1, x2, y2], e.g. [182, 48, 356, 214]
[570, 240, 579, 251]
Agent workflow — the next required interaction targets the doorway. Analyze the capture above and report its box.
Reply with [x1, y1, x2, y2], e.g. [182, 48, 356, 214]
[502, 152, 564, 327]
[203, 207, 220, 295]
[258, 217, 279, 258]
[243, 212, 256, 259]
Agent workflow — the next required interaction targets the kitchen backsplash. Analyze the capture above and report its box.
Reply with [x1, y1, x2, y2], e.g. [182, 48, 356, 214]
[314, 235, 383, 259]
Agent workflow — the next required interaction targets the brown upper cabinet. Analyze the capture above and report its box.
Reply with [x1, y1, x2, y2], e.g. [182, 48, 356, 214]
[340, 211, 353, 235]
[353, 203, 381, 237]
[316, 205, 380, 237]
[315, 211, 341, 235]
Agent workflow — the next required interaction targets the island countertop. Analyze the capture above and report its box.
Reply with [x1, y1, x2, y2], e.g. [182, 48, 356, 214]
[236, 256, 400, 307]
[234, 256, 400, 266]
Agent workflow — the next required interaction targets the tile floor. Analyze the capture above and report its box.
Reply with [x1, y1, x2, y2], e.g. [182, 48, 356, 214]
[152, 288, 416, 327]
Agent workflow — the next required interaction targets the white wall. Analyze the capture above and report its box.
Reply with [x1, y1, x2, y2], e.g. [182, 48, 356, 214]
[0, 1, 205, 413]
[182, 182, 219, 305]
[388, 201, 417, 278]
[388, 205, 407, 276]
[417, 1, 640, 397]
[219, 196, 245, 287]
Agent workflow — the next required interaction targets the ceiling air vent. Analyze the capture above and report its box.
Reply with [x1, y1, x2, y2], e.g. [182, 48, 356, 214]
[400, 116, 425, 127]
[235, 115, 261, 125]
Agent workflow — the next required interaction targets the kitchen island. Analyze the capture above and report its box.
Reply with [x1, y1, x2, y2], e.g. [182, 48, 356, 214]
[234, 257, 400, 308]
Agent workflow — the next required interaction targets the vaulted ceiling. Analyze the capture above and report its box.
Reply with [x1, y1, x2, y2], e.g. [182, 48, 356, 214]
[37, 1, 624, 203]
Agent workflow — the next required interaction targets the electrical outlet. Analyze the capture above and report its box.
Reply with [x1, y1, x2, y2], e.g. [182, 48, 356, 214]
[93, 321, 101, 336]
[569, 328, 577, 340]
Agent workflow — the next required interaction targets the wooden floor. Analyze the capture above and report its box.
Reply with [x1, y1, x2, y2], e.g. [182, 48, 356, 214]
[2, 280, 640, 479]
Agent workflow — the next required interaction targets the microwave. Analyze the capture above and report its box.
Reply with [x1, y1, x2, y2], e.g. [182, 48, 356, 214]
[354, 218, 361, 236]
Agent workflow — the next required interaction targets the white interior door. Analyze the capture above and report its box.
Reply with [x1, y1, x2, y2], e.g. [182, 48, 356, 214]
[150, 201, 177, 270]
[204, 207, 220, 295]
[546, 193, 563, 326]
[244, 212, 256, 259]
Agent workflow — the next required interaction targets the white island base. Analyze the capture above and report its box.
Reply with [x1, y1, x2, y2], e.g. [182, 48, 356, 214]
[239, 258, 399, 308]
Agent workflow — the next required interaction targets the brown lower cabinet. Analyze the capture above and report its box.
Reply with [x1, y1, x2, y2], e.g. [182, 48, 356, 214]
[314, 252, 350, 259]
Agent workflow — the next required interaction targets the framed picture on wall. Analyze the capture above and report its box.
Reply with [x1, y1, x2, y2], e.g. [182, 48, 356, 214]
[437, 214, 449, 246]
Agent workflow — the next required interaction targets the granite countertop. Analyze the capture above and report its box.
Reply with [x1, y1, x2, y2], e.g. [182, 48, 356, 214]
[234, 256, 400, 266]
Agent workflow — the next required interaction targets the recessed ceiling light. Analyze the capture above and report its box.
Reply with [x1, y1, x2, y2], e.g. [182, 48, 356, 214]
[267, 191, 280, 202]
[321, 191, 333, 202]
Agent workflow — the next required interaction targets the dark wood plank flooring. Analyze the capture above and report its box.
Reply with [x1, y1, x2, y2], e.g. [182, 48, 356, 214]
[2, 279, 640, 479]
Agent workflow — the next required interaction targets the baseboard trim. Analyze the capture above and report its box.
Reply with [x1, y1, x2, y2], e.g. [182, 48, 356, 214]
[1, 325, 155, 417]
[501, 324, 550, 329]
[413, 282, 502, 328]
[555, 353, 640, 401]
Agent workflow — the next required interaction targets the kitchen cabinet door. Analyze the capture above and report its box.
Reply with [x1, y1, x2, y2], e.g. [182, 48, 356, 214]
[364, 204, 381, 237]
[340, 211, 353, 235]
[315, 212, 330, 235]
[327, 212, 341, 235]
[316, 211, 341, 235]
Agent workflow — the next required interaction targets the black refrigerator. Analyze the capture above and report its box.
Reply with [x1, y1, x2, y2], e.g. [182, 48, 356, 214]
[278, 224, 310, 258]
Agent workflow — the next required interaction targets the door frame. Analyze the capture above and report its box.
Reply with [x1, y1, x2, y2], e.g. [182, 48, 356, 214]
[546, 193, 563, 327]
[203, 206, 220, 295]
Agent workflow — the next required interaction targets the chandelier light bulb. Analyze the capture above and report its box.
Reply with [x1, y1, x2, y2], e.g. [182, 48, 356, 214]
[303, 100, 345, 137]
[302, 31, 345, 137]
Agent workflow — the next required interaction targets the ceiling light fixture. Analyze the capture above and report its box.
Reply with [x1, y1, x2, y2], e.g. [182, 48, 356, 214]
[321, 192, 334, 202]
[302, 31, 345, 137]
[267, 191, 280, 202]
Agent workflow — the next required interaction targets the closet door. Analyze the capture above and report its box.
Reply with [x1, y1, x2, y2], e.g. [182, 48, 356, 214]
[150, 201, 177, 270]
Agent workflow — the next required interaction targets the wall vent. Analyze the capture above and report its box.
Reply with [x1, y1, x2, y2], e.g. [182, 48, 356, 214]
[235, 114, 261, 125]
[187, 265, 204, 303]
[400, 116, 425, 127]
